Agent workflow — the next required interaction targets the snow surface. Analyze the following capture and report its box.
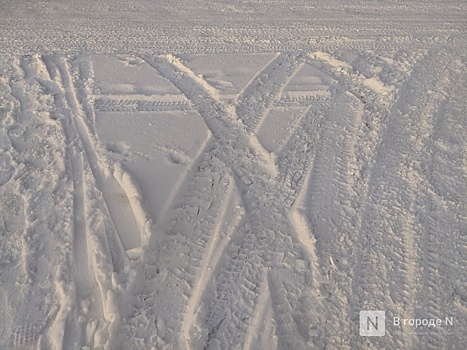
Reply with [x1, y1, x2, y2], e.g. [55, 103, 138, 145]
[0, 1, 466, 349]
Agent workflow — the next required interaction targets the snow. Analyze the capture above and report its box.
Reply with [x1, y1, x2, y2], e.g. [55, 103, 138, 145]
[0, 1, 466, 349]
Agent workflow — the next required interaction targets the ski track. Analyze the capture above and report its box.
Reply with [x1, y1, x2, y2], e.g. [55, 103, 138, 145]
[38, 54, 139, 349]
[63, 145, 92, 347]
[0, 5, 466, 349]
[42, 55, 102, 347]
[42, 55, 148, 251]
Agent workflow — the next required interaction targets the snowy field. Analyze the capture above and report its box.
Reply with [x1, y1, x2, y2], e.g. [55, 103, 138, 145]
[0, 1, 466, 349]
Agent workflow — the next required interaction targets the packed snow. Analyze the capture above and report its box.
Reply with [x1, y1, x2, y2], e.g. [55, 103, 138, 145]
[0, 1, 466, 349]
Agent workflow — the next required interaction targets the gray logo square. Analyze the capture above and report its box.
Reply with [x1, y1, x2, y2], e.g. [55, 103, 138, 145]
[360, 310, 385, 336]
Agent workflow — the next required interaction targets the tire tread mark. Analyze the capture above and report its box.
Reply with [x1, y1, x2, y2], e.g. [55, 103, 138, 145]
[235, 52, 301, 133]
[354, 49, 459, 349]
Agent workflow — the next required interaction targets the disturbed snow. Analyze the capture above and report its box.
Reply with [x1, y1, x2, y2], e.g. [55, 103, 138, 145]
[0, 1, 466, 349]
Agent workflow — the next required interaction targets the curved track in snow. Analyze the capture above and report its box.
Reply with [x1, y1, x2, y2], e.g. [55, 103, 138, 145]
[0, 2, 466, 349]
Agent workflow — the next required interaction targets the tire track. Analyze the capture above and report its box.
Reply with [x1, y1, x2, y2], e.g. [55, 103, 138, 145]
[135, 47, 464, 346]
[353, 48, 458, 349]
[136, 54, 328, 349]
[235, 52, 301, 133]
[274, 92, 331, 107]
[156, 133, 213, 226]
[412, 58, 467, 349]
[304, 50, 412, 348]
[115, 54, 277, 348]
[180, 173, 244, 349]
[0, 16, 461, 55]
[202, 222, 265, 350]
[141, 54, 278, 179]
[302, 48, 459, 348]
[243, 274, 275, 350]
[273, 100, 336, 294]
[122, 148, 233, 349]
[94, 98, 190, 112]
[289, 91, 364, 347]
[276, 102, 329, 207]
[0, 31, 464, 350]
